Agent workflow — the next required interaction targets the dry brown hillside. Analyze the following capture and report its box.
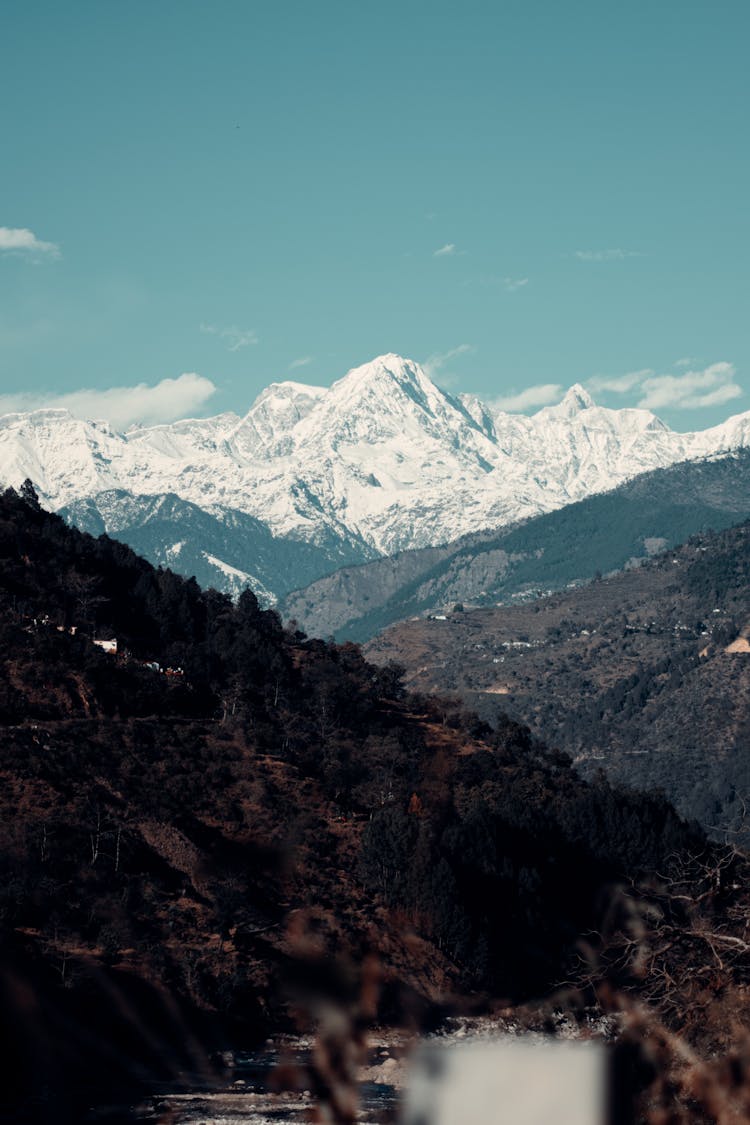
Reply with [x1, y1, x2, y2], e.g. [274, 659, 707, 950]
[366, 523, 750, 839]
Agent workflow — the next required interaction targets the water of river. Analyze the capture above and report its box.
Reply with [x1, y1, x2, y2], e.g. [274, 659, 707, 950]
[137, 1043, 399, 1124]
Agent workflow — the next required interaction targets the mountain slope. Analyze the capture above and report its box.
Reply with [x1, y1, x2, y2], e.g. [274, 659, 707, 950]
[365, 518, 750, 839]
[282, 450, 750, 640]
[59, 489, 375, 604]
[1, 482, 733, 1120]
[5, 356, 750, 602]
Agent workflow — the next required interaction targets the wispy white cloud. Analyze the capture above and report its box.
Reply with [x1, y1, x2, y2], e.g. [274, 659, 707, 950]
[423, 344, 473, 382]
[200, 322, 258, 351]
[587, 361, 741, 410]
[460, 274, 529, 292]
[0, 226, 60, 261]
[637, 362, 741, 410]
[0, 373, 217, 429]
[574, 248, 643, 262]
[587, 369, 653, 394]
[434, 243, 457, 257]
[492, 383, 563, 412]
[674, 356, 695, 368]
[289, 356, 313, 370]
[502, 277, 529, 292]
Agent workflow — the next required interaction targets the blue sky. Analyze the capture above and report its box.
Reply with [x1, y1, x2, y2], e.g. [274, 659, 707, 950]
[1, 0, 748, 429]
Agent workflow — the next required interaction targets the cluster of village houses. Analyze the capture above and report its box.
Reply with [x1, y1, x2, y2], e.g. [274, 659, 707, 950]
[90, 636, 184, 676]
[25, 616, 184, 677]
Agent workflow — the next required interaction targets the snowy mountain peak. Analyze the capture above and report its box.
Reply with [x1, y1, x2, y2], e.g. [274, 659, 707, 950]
[546, 383, 596, 415]
[565, 383, 595, 409]
[3, 352, 750, 569]
[330, 354, 432, 402]
[232, 380, 326, 458]
[303, 354, 462, 452]
[248, 380, 326, 410]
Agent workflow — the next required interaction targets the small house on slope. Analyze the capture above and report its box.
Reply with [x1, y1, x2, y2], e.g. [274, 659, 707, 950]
[93, 638, 118, 655]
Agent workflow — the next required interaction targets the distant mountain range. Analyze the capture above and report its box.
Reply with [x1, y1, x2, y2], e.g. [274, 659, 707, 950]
[4, 353, 750, 603]
[282, 451, 750, 639]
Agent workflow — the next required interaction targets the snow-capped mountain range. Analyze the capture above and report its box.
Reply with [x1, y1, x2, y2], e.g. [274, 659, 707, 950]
[2, 353, 750, 600]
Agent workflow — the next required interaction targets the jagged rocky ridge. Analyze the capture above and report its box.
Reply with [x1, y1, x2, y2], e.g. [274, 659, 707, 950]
[4, 354, 750, 601]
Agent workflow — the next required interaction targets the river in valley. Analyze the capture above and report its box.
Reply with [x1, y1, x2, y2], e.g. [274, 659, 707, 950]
[134, 1015, 612, 1124]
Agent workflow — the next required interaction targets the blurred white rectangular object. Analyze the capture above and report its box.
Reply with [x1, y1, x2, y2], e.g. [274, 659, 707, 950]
[401, 1038, 604, 1125]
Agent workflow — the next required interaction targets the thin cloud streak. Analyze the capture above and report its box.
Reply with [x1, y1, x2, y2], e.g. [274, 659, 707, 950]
[433, 243, 457, 257]
[289, 356, 313, 370]
[460, 274, 529, 291]
[200, 323, 258, 351]
[0, 373, 217, 429]
[423, 344, 473, 384]
[492, 383, 563, 412]
[588, 369, 653, 394]
[574, 248, 643, 262]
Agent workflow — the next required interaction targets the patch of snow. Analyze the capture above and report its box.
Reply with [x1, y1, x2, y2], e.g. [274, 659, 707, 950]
[202, 553, 252, 582]
[201, 552, 277, 605]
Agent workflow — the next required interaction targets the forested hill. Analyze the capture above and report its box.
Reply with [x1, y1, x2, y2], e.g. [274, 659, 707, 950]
[0, 483, 741, 1121]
